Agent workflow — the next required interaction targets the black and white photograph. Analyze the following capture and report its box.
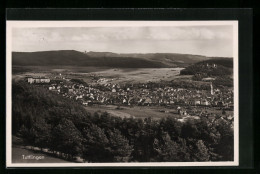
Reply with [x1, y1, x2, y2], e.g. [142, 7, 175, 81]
[6, 21, 238, 167]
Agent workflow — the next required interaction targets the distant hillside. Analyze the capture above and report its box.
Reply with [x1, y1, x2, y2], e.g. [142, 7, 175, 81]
[180, 58, 233, 76]
[196, 58, 233, 68]
[12, 50, 227, 68]
[13, 50, 167, 68]
[86, 51, 210, 67]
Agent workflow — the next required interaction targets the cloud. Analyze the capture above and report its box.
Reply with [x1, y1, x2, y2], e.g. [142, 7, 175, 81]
[69, 26, 232, 41]
[12, 26, 233, 57]
[13, 26, 232, 43]
[147, 27, 232, 41]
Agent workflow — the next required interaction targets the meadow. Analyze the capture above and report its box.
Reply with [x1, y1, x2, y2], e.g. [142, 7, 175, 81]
[84, 105, 182, 120]
[83, 105, 233, 121]
[12, 66, 187, 84]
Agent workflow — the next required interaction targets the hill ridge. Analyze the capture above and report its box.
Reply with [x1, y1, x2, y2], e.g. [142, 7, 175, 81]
[12, 50, 231, 68]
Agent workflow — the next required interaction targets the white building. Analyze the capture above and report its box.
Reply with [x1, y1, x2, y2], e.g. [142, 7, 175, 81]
[28, 77, 50, 84]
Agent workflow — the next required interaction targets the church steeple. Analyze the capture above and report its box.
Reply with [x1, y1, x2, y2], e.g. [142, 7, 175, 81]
[210, 82, 214, 95]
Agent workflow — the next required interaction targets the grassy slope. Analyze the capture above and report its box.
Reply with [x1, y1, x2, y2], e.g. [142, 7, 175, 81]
[12, 147, 71, 163]
[12, 136, 71, 163]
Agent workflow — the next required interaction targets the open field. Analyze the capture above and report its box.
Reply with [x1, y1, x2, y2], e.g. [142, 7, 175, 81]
[83, 105, 233, 120]
[84, 105, 234, 121]
[12, 66, 188, 84]
[63, 67, 188, 84]
[84, 105, 181, 120]
[89, 67, 185, 84]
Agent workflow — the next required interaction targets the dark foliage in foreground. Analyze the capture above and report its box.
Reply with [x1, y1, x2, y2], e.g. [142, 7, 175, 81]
[12, 82, 234, 162]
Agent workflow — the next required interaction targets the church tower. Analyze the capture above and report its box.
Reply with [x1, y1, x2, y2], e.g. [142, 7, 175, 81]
[210, 82, 214, 95]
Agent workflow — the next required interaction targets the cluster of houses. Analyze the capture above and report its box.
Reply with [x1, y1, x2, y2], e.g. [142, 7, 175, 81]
[26, 76, 234, 111]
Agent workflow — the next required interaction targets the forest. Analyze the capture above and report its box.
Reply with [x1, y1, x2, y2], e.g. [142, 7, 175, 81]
[180, 64, 231, 77]
[12, 81, 234, 162]
[180, 58, 233, 77]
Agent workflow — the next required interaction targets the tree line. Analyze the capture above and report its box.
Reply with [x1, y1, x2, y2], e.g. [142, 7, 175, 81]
[180, 64, 231, 77]
[12, 81, 234, 162]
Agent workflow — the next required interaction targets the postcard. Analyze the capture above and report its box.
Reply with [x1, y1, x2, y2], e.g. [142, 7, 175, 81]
[6, 20, 238, 167]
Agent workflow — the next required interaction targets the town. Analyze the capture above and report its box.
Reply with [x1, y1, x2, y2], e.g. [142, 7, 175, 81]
[25, 73, 234, 121]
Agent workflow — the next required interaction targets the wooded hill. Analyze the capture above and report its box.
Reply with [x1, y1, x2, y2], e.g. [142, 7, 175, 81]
[180, 58, 233, 76]
[12, 50, 218, 68]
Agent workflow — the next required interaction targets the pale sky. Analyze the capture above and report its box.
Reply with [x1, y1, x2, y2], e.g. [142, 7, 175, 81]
[12, 26, 233, 57]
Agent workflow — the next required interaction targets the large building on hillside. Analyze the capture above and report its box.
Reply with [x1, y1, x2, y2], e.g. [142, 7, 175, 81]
[27, 77, 50, 84]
